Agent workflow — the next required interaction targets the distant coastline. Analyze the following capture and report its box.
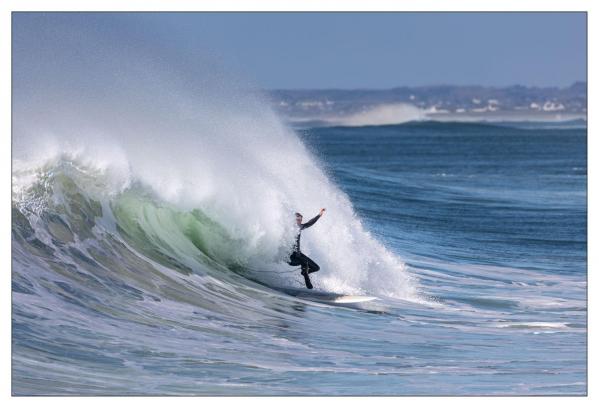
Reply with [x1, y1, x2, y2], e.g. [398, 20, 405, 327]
[268, 82, 587, 127]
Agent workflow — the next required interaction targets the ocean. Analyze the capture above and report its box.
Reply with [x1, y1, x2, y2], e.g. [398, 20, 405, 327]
[12, 121, 587, 395]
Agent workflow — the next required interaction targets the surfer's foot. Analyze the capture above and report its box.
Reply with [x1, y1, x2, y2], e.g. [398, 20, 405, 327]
[301, 271, 313, 289]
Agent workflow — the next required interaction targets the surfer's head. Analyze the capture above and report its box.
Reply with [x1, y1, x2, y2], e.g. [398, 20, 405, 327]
[295, 212, 303, 225]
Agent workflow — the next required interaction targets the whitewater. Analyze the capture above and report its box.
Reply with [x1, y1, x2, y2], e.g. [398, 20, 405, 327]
[12, 14, 586, 395]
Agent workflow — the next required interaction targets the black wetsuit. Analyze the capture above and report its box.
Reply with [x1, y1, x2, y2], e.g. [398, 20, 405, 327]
[288, 214, 321, 289]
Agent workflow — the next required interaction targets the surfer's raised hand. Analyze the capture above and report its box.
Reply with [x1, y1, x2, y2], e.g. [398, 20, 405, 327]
[320, 208, 326, 216]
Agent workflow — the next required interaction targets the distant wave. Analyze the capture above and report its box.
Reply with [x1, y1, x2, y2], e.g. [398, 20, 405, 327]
[313, 120, 526, 132]
[302, 118, 588, 132]
[327, 103, 425, 127]
[286, 104, 586, 129]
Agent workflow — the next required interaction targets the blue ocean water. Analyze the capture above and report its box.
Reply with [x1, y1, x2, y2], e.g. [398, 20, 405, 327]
[12, 121, 586, 395]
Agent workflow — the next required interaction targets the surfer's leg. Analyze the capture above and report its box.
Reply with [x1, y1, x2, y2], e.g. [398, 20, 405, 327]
[295, 253, 314, 289]
[288, 252, 302, 266]
[301, 270, 313, 289]
[294, 253, 319, 274]
[303, 255, 320, 274]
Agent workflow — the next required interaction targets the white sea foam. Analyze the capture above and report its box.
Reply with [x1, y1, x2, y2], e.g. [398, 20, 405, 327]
[330, 103, 425, 126]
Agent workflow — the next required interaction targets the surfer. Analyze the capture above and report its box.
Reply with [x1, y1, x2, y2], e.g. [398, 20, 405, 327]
[289, 208, 326, 289]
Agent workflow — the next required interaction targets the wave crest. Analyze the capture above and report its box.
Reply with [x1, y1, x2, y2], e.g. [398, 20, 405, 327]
[13, 156, 420, 300]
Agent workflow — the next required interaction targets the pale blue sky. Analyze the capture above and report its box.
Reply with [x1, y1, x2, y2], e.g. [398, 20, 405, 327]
[14, 12, 587, 89]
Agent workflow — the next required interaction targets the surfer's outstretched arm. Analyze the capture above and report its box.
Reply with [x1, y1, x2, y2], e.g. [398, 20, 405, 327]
[301, 208, 326, 230]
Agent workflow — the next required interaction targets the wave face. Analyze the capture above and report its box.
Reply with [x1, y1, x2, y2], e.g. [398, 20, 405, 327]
[12, 153, 416, 298]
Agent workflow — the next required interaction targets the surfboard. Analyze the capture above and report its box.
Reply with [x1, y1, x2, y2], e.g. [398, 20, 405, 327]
[242, 272, 377, 304]
[273, 286, 377, 304]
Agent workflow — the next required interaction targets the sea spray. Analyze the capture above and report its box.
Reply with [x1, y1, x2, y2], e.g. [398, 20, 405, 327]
[13, 13, 419, 299]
